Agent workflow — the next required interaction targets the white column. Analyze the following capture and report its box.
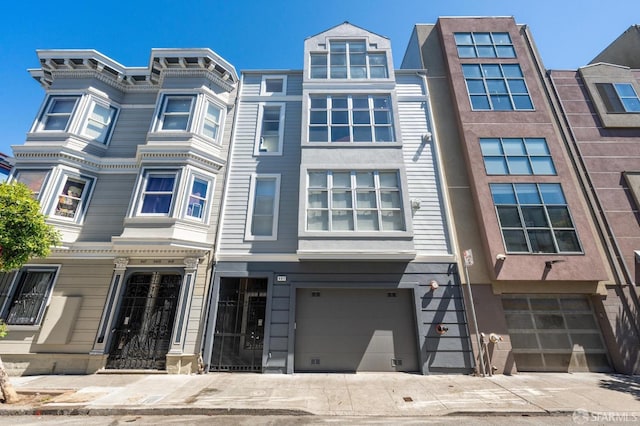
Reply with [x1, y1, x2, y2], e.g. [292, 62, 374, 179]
[168, 257, 199, 354]
[90, 257, 129, 355]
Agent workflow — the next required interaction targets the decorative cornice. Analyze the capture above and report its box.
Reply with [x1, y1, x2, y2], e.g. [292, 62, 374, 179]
[158, 69, 235, 92]
[48, 69, 157, 92]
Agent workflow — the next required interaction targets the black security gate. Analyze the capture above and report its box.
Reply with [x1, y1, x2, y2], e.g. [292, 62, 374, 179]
[210, 278, 267, 372]
[107, 273, 181, 370]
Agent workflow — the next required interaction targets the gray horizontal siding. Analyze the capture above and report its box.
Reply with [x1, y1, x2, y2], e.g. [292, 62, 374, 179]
[76, 173, 137, 242]
[106, 108, 155, 158]
[218, 91, 302, 254]
[397, 76, 451, 256]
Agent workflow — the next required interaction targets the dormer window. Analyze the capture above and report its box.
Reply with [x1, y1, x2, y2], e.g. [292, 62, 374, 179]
[310, 40, 388, 79]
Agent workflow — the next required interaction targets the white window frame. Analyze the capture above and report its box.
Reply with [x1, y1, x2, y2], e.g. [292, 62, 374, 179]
[155, 95, 196, 131]
[254, 103, 285, 156]
[309, 40, 389, 80]
[183, 172, 214, 222]
[200, 99, 223, 142]
[305, 170, 405, 232]
[81, 98, 119, 144]
[12, 169, 51, 200]
[308, 94, 395, 143]
[260, 75, 288, 95]
[245, 174, 281, 241]
[0, 265, 60, 327]
[36, 95, 81, 132]
[50, 173, 95, 224]
[135, 169, 180, 217]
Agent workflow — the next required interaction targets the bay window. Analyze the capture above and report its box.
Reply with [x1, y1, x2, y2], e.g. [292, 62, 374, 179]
[139, 171, 178, 215]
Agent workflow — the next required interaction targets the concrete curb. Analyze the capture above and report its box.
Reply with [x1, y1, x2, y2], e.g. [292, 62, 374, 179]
[0, 407, 313, 417]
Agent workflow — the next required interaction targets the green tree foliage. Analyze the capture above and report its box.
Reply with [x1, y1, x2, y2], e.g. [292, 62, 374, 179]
[0, 182, 59, 272]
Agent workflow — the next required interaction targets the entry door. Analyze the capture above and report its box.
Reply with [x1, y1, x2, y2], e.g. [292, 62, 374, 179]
[107, 273, 181, 370]
[210, 278, 267, 372]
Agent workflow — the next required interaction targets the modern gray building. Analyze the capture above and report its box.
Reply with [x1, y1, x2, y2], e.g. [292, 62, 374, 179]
[202, 23, 474, 374]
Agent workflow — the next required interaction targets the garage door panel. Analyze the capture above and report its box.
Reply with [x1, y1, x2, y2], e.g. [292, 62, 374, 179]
[295, 288, 418, 372]
[503, 295, 611, 372]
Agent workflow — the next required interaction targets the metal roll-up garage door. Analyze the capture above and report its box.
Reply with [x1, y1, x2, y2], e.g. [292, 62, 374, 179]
[294, 288, 419, 372]
[502, 295, 611, 372]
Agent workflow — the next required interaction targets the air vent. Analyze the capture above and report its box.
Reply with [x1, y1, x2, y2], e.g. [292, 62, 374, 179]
[391, 358, 403, 367]
[387, 292, 397, 298]
[311, 358, 320, 365]
[311, 291, 321, 297]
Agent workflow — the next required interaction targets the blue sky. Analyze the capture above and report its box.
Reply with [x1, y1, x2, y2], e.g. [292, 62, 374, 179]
[1, 0, 639, 156]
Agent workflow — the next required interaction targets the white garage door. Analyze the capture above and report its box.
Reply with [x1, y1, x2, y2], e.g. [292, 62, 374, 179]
[294, 288, 419, 372]
[502, 295, 610, 372]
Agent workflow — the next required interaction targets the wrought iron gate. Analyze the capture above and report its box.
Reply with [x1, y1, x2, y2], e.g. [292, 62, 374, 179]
[210, 278, 267, 372]
[107, 273, 181, 370]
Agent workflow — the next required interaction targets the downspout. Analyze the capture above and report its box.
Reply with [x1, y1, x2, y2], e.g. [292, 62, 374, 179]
[416, 70, 481, 375]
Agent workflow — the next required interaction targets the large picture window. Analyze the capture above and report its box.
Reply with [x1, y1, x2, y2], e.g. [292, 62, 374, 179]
[491, 183, 581, 253]
[0, 267, 58, 326]
[454, 32, 516, 58]
[480, 138, 556, 175]
[310, 40, 388, 79]
[463, 64, 533, 111]
[309, 95, 394, 143]
[307, 170, 404, 232]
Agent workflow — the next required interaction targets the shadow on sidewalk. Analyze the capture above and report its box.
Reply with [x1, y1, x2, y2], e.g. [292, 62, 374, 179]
[599, 374, 640, 400]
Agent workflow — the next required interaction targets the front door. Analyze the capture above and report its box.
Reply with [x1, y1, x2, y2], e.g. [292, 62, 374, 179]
[210, 278, 267, 372]
[107, 272, 181, 370]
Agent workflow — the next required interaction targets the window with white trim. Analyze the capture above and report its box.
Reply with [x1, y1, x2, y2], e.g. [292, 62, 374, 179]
[307, 170, 405, 232]
[309, 95, 394, 142]
[455, 32, 516, 58]
[202, 101, 222, 141]
[138, 171, 178, 216]
[156, 95, 196, 131]
[256, 104, 285, 155]
[13, 170, 50, 200]
[38, 96, 80, 131]
[52, 175, 93, 221]
[246, 175, 280, 239]
[463, 64, 533, 111]
[82, 100, 118, 144]
[310, 40, 388, 79]
[491, 183, 581, 253]
[480, 138, 556, 175]
[596, 83, 640, 113]
[0, 266, 58, 326]
[185, 175, 211, 220]
[261, 76, 287, 95]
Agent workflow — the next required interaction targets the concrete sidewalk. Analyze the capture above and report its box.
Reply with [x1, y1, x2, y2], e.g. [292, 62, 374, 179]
[1, 372, 639, 418]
